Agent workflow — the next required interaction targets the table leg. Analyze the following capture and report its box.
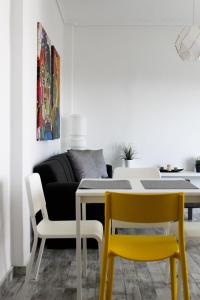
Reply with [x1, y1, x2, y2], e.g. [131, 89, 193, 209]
[82, 203, 87, 277]
[76, 195, 82, 300]
[188, 208, 193, 220]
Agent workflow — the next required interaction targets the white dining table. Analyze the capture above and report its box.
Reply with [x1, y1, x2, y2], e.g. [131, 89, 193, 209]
[75, 178, 200, 300]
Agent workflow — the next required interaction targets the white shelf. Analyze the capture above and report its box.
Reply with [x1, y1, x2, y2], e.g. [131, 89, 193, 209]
[160, 171, 200, 178]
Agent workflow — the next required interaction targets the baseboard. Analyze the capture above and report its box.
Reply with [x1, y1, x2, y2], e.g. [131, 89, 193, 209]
[13, 266, 26, 276]
[0, 265, 27, 298]
[0, 267, 13, 298]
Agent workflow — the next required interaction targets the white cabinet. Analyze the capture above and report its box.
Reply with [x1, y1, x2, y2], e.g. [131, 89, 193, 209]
[161, 171, 200, 220]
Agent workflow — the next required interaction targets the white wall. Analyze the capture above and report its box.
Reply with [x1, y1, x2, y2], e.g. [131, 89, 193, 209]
[0, 0, 11, 284]
[61, 25, 74, 150]
[71, 26, 200, 170]
[10, 0, 64, 266]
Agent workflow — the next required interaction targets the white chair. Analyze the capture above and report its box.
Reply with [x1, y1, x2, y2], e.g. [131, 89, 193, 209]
[23, 173, 103, 294]
[112, 167, 169, 233]
[184, 221, 200, 240]
[113, 167, 161, 179]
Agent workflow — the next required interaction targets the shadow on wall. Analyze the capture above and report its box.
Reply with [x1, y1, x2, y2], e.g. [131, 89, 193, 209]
[185, 157, 195, 171]
[0, 180, 7, 278]
[110, 144, 196, 171]
[110, 143, 123, 168]
[110, 143, 140, 169]
[61, 116, 71, 151]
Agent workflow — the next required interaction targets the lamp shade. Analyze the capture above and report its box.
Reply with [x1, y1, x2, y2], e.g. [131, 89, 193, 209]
[69, 114, 87, 149]
[175, 25, 200, 61]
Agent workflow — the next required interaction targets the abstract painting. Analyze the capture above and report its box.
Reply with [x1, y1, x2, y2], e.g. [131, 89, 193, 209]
[51, 46, 60, 139]
[37, 22, 52, 140]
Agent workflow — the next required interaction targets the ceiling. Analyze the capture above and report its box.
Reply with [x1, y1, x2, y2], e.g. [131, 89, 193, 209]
[57, 0, 198, 26]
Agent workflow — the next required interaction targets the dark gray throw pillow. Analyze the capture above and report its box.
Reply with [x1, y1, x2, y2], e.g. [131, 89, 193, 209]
[68, 149, 108, 181]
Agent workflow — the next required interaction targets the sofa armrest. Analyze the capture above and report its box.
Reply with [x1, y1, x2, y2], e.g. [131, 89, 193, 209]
[45, 182, 79, 221]
[106, 164, 112, 178]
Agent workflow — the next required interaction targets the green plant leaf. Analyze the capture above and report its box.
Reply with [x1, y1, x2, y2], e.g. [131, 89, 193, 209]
[120, 144, 137, 160]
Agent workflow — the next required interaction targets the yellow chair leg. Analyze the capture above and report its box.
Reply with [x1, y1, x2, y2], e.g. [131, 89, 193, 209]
[99, 249, 108, 300]
[179, 254, 190, 300]
[106, 255, 115, 300]
[170, 257, 177, 300]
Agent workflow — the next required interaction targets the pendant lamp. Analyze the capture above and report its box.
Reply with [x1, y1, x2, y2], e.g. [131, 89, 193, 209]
[175, 0, 200, 61]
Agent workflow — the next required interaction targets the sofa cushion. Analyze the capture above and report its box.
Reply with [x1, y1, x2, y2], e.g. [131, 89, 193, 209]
[67, 149, 108, 181]
[50, 153, 76, 182]
[91, 149, 108, 178]
[67, 150, 100, 181]
[33, 153, 76, 186]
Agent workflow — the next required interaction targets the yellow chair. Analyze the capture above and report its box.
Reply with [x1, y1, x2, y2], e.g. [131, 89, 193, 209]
[99, 192, 190, 300]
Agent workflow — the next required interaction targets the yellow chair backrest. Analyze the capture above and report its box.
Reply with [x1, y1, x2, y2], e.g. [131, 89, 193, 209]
[105, 192, 184, 239]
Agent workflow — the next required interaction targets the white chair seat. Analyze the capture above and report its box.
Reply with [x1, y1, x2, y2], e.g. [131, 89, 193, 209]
[112, 220, 170, 230]
[185, 222, 200, 239]
[171, 221, 200, 240]
[37, 219, 103, 240]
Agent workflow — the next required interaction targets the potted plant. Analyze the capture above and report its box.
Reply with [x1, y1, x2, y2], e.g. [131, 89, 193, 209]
[195, 157, 200, 172]
[120, 144, 137, 168]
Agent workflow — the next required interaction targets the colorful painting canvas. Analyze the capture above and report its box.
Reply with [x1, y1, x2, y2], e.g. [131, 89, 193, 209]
[51, 46, 60, 139]
[37, 22, 52, 140]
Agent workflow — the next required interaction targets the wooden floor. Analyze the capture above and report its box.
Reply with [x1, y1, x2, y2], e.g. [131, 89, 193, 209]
[2, 210, 200, 300]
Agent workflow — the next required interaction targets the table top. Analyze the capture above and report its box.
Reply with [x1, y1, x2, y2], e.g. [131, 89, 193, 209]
[76, 178, 200, 197]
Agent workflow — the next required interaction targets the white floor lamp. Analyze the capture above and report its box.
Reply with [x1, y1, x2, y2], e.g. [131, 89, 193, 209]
[69, 114, 87, 150]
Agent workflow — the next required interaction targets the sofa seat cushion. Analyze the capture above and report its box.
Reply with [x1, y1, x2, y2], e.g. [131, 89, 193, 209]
[67, 149, 108, 181]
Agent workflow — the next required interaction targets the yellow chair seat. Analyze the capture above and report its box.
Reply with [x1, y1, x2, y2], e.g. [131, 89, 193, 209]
[109, 235, 179, 261]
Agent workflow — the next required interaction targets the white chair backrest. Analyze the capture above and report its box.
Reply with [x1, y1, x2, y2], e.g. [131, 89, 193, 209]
[113, 167, 161, 179]
[25, 173, 48, 219]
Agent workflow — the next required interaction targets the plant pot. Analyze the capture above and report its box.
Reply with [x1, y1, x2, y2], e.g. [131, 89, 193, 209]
[196, 164, 200, 172]
[124, 160, 133, 168]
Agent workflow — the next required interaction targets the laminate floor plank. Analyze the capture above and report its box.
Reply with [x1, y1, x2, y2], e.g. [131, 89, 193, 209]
[2, 208, 200, 300]
[2, 244, 200, 300]
[122, 260, 142, 300]
[2, 243, 200, 300]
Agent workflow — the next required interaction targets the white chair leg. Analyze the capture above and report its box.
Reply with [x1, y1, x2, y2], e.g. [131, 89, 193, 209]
[82, 238, 87, 277]
[22, 236, 38, 298]
[111, 223, 116, 235]
[98, 239, 102, 265]
[34, 238, 46, 280]
[163, 223, 173, 283]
